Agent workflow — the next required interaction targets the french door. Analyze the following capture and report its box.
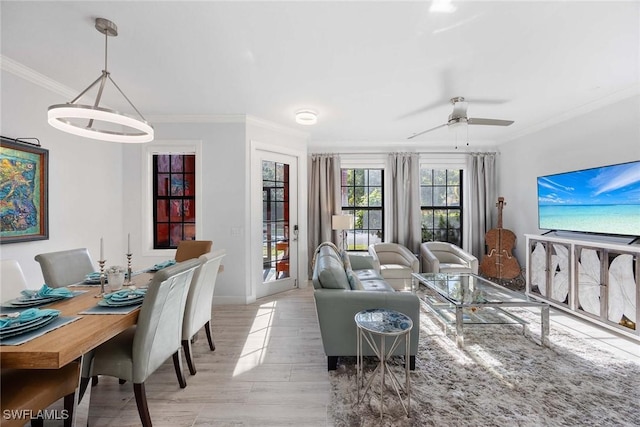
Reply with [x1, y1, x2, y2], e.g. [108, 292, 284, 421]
[257, 151, 298, 298]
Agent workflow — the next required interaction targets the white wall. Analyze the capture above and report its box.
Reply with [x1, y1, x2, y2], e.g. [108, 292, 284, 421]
[120, 117, 308, 305]
[0, 70, 125, 289]
[498, 95, 640, 264]
[122, 120, 249, 304]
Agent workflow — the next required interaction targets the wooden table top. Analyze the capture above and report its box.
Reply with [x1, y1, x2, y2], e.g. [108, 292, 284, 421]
[0, 273, 153, 369]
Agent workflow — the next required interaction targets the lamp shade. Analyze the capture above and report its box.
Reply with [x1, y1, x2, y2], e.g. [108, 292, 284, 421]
[332, 215, 353, 230]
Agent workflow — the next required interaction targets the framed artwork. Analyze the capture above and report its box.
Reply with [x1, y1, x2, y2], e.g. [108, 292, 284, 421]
[0, 137, 49, 243]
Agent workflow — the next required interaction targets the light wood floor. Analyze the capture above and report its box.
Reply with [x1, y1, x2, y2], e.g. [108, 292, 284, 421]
[45, 284, 638, 426]
[87, 285, 331, 427]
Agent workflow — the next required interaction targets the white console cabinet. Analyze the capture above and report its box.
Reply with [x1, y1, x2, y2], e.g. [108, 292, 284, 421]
[525, 233, 639, 340]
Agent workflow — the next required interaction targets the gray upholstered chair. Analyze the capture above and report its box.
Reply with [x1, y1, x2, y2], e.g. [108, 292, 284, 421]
[181, 249, 226, 375]
[0, 259, 29, 300]
[420, 241, 479, 274]
[1, 361, 80, 427]
[174, 240, 213, 262]
[367, 243, 420, 290]
[87, 259, 200, 427]
[34, 248, 95, 288]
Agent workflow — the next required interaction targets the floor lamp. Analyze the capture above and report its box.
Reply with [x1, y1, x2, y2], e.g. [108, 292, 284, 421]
[332, 215, 354, 251]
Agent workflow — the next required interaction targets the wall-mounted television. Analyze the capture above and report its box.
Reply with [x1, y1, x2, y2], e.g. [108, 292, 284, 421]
[537, 160, 640, 237]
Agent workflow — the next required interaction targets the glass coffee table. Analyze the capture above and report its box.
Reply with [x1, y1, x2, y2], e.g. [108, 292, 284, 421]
[412, 272, 549, 348]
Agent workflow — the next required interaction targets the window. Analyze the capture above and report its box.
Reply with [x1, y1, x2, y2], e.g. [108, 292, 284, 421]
[153, 154, 196, 249]
[420, 168, 463, 247]
[340, 168, 383, 250]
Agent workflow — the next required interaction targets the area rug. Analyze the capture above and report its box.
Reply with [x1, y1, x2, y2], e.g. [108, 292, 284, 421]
[328, 307, 640, 426]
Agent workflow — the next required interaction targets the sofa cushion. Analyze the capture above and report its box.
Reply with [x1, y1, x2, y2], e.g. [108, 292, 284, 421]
[316, 252, 351, 290]
[354, 269, 383, 281]
[348, 254, 375, 271]
[359, 280, 395, 292]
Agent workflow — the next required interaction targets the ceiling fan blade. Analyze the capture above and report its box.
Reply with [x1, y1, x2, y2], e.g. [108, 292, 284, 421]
[468, 118, 514, 126]
[396, 100, 446, 120]
[464, 98, 509, 105]
[407, 123, 447, 139]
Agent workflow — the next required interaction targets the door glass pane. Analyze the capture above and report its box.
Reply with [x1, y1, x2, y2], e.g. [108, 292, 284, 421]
[263, 160, 289, 282]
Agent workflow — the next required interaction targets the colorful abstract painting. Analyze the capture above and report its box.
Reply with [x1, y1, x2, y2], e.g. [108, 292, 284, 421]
[0, 137, 48, 243]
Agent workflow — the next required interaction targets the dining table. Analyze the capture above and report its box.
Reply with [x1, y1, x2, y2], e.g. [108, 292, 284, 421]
[0, 271, 154, 426]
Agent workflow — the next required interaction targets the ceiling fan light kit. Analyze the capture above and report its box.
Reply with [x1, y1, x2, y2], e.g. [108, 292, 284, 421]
[47, 18, 154, 143]
[408, 96, 514, 140]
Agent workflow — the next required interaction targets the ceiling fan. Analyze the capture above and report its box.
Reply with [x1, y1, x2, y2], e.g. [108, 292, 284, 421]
[408, 96, 514, 140]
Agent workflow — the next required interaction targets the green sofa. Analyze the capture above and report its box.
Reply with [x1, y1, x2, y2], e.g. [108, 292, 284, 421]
[312, 242, 421, 370]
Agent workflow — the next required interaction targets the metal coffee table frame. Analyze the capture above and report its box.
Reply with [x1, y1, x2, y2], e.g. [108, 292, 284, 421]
[412, 272, 549, 348]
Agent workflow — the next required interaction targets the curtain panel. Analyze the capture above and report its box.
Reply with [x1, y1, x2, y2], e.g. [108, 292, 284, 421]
[388, 153, 421, 253]
[466, 153, 497, 259]
[307, 154, 340, 276]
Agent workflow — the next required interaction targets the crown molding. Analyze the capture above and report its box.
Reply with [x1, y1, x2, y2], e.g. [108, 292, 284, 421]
[496, 83, 640, 144]
[1, 55, 77, 99]
[246, 114, 309, 139]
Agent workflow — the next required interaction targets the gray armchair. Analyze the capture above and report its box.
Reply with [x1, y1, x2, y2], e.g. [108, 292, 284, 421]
[34, 248, 95, 287]
[182, 249, 226, 375]
[368, 243, 420, 290]
[88, 259, 200, 427]
[420, 241, 478, 274]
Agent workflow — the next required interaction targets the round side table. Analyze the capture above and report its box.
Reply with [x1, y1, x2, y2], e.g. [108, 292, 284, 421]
[354, 308, 413, 419]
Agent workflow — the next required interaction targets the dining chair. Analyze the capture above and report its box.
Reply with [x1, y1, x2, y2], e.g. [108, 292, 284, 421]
[181, 249, 226, 375]
[87, 259, 200, 427]
[1, 361, 80, 427]
[174, 240, 213, 262]
[0, 259, 29, 301]
[34, 248, 95, 288]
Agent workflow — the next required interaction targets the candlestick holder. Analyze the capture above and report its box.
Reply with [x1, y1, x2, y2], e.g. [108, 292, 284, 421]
[126, 253, 134, 286]
[96, 259, 106, 297]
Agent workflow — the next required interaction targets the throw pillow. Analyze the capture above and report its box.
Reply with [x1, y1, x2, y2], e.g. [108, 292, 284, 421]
[340, 249, 352, 270]
[345, 268, 363, 290]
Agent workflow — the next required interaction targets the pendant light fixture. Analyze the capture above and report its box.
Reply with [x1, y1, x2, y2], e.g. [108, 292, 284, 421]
[47, 18, 153, 143]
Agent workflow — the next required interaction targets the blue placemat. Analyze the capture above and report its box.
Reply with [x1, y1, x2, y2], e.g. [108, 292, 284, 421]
[1, 290, 87, 309]
[0, 316, 81, 346]
[78, 304, 142, 315]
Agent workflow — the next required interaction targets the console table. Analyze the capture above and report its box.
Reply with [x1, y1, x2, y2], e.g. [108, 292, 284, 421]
[525, 233, 639, 341]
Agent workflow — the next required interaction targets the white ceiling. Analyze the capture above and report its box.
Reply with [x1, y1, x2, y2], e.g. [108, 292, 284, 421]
[2, 1, 638, 148]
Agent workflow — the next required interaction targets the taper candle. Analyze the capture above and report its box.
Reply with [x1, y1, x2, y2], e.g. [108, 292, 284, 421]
[127, 233, 131, 253]
[100, 237, 104, 260]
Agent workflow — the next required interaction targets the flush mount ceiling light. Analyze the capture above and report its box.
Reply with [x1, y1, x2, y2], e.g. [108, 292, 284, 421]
[295, 110, 318, 125]
[47, 18, 153, 143]
[430, 0, 457, 13]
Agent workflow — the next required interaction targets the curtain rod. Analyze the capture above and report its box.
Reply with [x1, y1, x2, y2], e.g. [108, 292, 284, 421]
[311, 150, 498, 156]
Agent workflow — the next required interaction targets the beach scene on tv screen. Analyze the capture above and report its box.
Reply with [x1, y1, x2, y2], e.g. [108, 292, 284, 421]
[537, 161, 640, 236]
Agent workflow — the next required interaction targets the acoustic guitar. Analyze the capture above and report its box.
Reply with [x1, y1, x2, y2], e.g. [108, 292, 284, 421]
[479, 197, 521, 280]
